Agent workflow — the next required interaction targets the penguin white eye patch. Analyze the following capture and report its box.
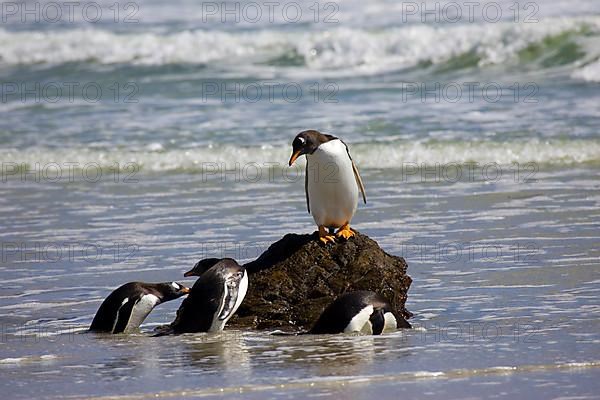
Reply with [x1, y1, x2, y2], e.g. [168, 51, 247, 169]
[171, 282, 180, 289]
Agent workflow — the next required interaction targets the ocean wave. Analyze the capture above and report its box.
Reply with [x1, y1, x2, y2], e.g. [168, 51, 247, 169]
[572, 59, 600, 82]
[1, 17, 600, 75]
[1, 139, 599, 174]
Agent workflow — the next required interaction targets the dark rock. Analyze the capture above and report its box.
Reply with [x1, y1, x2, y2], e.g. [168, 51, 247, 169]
[229, 231, 412, 331]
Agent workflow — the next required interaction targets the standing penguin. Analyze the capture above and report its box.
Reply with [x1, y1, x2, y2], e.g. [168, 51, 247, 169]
[310, 291, 399, 335]
[90, 282, 189, 334]
[288, 130, 367, 244]
[169, 258, 248, 333]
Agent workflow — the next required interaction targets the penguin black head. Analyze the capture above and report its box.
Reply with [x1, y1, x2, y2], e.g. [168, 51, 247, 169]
[184, 257, 222, 277]
[288, 130, 335, 166]
[155, 282, 190, 301]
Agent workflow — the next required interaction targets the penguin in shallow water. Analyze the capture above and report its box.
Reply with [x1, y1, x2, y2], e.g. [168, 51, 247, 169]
[288, 130, 367, 244]
[310, 291, 399, 335]
[89, 281, 189, 334]
[168, 258, 248, 333]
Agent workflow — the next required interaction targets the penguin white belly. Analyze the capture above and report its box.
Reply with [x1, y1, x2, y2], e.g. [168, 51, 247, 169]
[208, 272, 248, 333]
[232, 271, 249, 317]
[382, 312, 397, 332]
[344, 305, 374, 334]
[307, 140, 358, 228]
[123, 294, 160, 333]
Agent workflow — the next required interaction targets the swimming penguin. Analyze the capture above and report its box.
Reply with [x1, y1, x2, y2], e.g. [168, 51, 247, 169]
[288, 130, 367, 244]
[89, 281, 189, 334]
[168, 258, 248, 333]
[310, 291, 398, 335]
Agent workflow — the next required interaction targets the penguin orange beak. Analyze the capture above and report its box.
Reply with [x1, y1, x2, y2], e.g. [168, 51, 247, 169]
[288, 150, 302, 166]
[181, 286, 190, 294]
[183, 269, 195, 277]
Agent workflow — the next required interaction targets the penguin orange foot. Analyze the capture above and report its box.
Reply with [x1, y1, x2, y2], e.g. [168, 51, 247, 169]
[318, 226, 336, 244]
[336, 223, 355, 240]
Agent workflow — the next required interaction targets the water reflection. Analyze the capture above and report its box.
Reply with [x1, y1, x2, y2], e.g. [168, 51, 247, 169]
[245, 332, 414, 377]
[180, 331, 251, 374]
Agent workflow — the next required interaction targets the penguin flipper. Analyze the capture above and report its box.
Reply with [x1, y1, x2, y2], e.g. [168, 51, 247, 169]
[352, 160, 367, 204]
[218, 273, 244, 321]
[113, 297, 138, 333]
[305, 162, 310, 213]
[340, 139, 366, 204]
[218, 293, 238, 321]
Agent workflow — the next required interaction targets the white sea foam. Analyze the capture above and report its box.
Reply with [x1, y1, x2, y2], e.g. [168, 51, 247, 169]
[572, 59, 600, 82]
[0, 354, 58, 364]
[1, 138, 598, 173]
[1, 16, 599, 76]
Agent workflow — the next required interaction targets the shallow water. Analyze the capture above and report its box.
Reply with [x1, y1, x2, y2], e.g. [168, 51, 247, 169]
[1, 0, 600, 398]
[2, 167, 599, 398]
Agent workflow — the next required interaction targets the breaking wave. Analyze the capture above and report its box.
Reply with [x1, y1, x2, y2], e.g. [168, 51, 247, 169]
[1, 17, 600, 79]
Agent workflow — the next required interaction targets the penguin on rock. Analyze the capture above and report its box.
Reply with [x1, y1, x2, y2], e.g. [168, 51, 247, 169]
[288, 130, 367, 244]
